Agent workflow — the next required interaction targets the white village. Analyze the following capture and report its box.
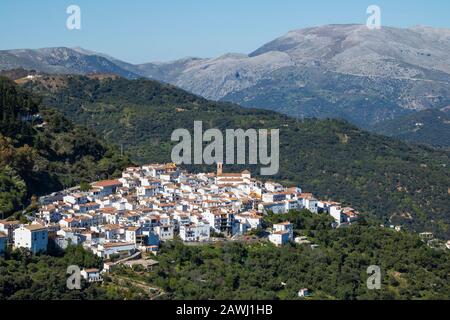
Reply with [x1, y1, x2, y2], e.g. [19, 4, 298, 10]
[0, 163, 364, 281]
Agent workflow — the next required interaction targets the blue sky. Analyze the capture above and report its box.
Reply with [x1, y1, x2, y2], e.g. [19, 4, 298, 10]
[1, 0, 449, 63]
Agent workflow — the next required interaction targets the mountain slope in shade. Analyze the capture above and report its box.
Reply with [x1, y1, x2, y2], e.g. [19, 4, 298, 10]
[371, 108, 450, 148]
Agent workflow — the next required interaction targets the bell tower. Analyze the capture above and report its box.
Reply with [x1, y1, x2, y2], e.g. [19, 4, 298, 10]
[217, 162, 223, 176]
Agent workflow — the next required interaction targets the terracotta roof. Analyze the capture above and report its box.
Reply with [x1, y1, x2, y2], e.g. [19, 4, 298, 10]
[103, 242, 135, 248]
[83, 268, 100, 273]
[0, 220, 21, 226]
[103, 224, 121, 231]
[276, 221, 292, 226]
[99, 208, 117, 214]
[217, 173, 243, 178]
[92, 180, 122, 188]
[273, 230, 289, 235]
[24, 224, 47, 232]
[127, 226, 141, 231]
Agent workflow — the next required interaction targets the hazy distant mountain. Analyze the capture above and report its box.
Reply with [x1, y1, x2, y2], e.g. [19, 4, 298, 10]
[2, 24, 450, 131]
[145, 24, 450, 128]
[0, 47, 140, 78]
[132, 57, 208, 83]
[98, 24, 450, 130]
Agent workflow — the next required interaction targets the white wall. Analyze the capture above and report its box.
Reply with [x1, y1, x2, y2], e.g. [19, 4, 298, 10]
[14, 227, 48, 253]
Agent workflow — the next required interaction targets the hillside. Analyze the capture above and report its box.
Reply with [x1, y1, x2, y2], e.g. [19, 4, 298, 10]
[0, 245, 149, 300]
[21, 74, 450, 238]
[3, 211, 450, 300]
[0, 48, 140, 79]
[371, 108, 450, 149]
[120, 211, 450, 300]
[0, 77, 130, 218]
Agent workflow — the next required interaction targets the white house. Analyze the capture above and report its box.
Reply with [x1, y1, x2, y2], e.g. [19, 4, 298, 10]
[91, 180, 123, 197]
[298, 288, 312, 298]
[330, 206, 344, 225]
[202, 211, 235, 235]
[341, 207, 361, 223]
[63, 193, 88, 205]
[265, 182, 284, 192]
[269, 222, 293, 246]
[96, 242, 136, 259]
[154, 225, 174, 241]
[172, 212, 191, 227]
[0, 220, 21, 244]
[269, 231, 291, 246]
[81, 268, 103, 283]
[179, 223, 210, 242]
[137, 186, 157, 198]
[273, 222, 293, 240]
[14, 224, 48, 254]
[304, 198, 319, 214]
[125, 226, 141, 243]
[59, 217, 79, 229]
[235, 213, 263, 232]
[258, 202, 287, 214]
[39, 205, 62, 223]
[262, 193, 286, 203]
[101, 224, 123, 240]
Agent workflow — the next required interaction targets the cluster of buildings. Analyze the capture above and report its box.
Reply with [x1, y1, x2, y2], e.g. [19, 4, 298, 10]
[0, 163, 363, 257]
[0, 221, 48, 255]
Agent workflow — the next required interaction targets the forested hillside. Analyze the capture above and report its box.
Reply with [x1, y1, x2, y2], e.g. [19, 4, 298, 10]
[2, 211, 449, 300]
[22, 75, 450, 238]
[0, 77, 130, 218]
[0, 246, 145, 300]
[115, 211, 450, 300]
[371, 109, 450, 149]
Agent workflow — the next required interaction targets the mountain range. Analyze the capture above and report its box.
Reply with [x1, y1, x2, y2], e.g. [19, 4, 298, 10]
[1, 24, 450, 146]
